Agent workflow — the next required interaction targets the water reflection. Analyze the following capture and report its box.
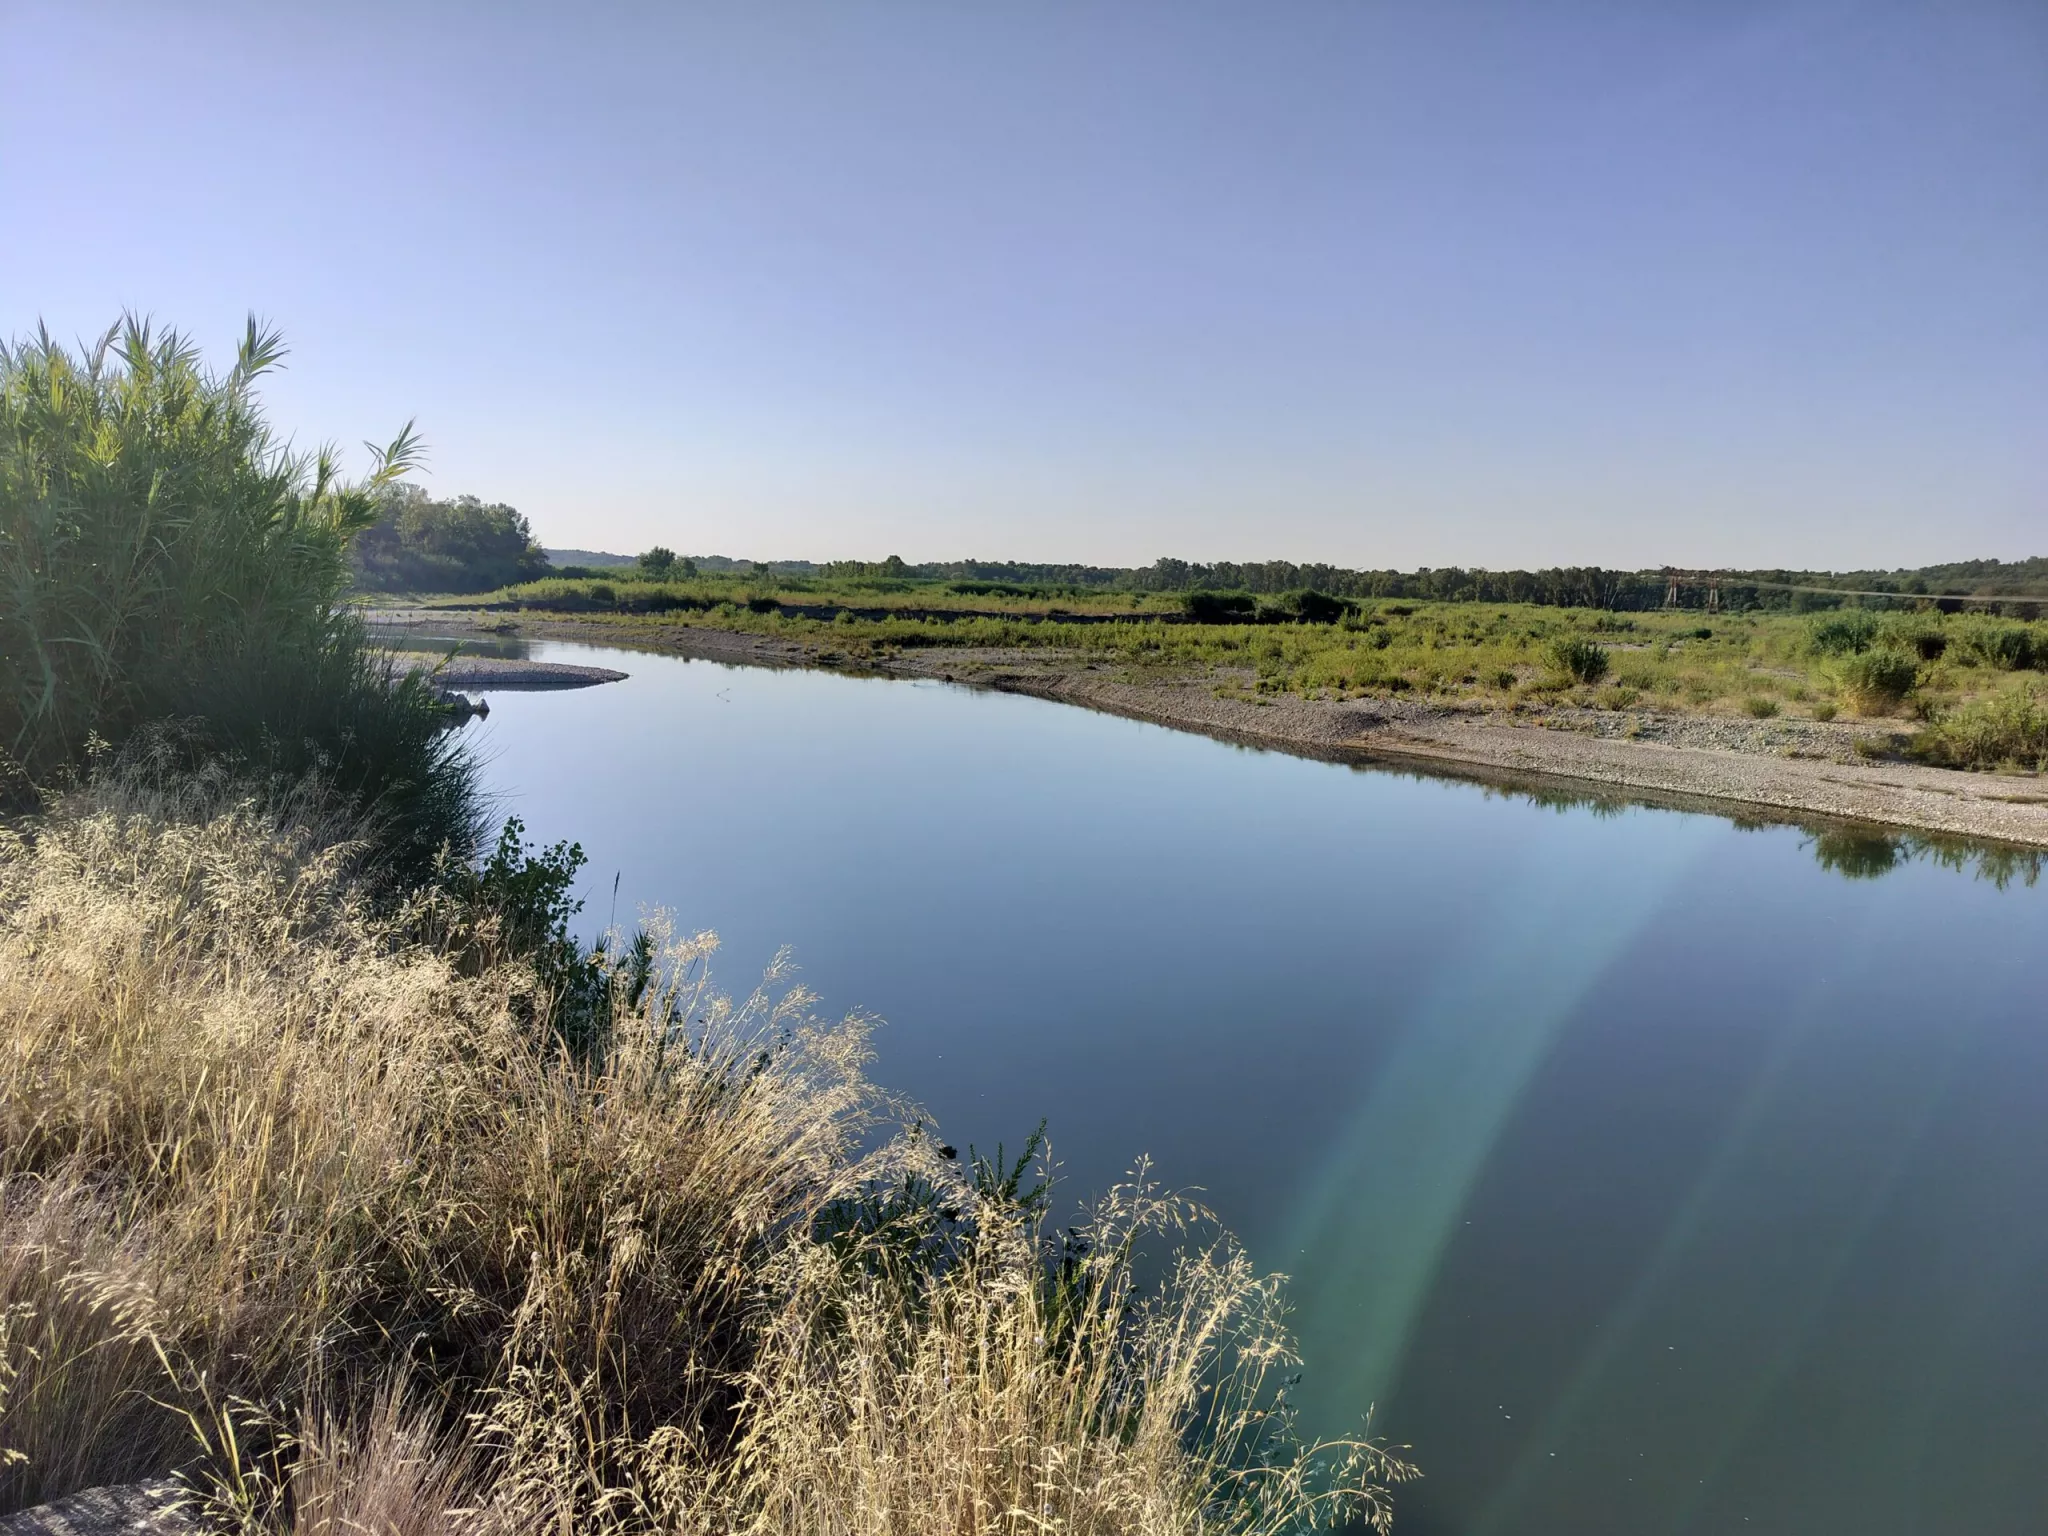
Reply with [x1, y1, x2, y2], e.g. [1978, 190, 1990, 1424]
[1448, 774, 2042, 888]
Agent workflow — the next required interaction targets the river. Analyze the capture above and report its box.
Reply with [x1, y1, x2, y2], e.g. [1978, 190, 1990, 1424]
[438, 634, 2046, 1536]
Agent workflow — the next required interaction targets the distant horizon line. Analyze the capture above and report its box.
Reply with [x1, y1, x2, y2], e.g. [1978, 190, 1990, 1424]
[541, 547, 2048, 581]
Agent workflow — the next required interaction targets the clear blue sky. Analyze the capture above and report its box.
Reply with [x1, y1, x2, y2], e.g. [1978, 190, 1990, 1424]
[3, 2, 2042, 569]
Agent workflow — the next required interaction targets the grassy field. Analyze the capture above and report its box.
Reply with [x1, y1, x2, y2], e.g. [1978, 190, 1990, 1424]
[419, 577, 2048, 770]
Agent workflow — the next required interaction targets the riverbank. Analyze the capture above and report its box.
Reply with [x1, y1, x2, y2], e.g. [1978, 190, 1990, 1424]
[371, 609, 2048, 847]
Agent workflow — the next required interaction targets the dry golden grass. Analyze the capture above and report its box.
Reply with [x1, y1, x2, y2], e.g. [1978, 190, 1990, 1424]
[0, 768, 1412, 1532]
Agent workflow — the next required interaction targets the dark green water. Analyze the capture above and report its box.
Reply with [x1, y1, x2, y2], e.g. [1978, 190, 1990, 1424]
[452, 637, 2047, 1536]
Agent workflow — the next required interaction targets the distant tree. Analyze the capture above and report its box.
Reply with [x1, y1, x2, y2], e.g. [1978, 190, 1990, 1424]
[638, 545, 677, 577]
[353, 486, 550, 593]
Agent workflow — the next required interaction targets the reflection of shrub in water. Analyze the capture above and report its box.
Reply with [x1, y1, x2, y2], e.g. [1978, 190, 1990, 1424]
[1809, 828, 1902, 880]
[1803, 824, 2042, 887]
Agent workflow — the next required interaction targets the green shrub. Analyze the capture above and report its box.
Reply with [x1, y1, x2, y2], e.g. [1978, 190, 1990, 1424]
[1910, 686, 2048, 771]
[1743, 696, 1781, 718]
[1547, 635, 1610, 684]
[1957, 620, 2038, 671]
[1182, 590, 1257, 624]
[1812, 701, 1839, 721]
[1839, 648, 1919, 713]
[1878, 614, 1949, 661]
[589, 581, 617, 605]
[1808, 611, 1880, 655]
[1289, 588, 1358, 624]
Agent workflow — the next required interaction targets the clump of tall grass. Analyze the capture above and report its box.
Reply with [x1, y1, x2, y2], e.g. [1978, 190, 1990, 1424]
[1838, 648, 1919, 714]
[0, 316, 478, 878]
[0, 770, 1412, 1531]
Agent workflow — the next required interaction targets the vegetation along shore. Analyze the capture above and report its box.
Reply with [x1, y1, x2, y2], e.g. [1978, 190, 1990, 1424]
[373, 568, 2048, 848]
[3, 323, 1420, 1530]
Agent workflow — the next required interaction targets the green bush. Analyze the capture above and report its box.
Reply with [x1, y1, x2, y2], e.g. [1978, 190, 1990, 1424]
[1956, 620, 2038, 671]
[1878, 614, 1949, 661]
[1911, 686, 2048, 771]
[0, 315, 478, 873]
[1182, 590, 1257, 623]
[1839, 648, 1919, 713]
[1289, 588, 1358, 624]
[1807, 610, 1880, 655]
[1547, 635, 1610, 684]
[1743, 696, 1781, 718]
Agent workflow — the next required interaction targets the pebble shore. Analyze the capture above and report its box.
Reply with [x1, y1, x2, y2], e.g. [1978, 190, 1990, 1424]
[380, 612, 2048, 848]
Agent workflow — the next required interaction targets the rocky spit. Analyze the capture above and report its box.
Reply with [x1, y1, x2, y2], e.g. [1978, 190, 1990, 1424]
[391, 653, 627, 690]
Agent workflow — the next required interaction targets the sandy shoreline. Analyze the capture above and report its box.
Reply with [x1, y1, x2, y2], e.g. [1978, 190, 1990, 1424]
[368, 611, 2048, 848]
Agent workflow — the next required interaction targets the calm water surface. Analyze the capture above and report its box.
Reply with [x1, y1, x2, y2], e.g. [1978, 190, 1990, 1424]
[448, 637, 2046, 1536]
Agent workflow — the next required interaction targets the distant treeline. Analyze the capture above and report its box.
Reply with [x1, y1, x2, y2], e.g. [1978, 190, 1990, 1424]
[360, 517, 2048, 611]
[818, 555, 2048, 611]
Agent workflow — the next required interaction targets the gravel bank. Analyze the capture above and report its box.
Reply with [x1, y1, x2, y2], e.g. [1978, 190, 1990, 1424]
[384, 612, 2048, 848]
[386, 652, 627, 689]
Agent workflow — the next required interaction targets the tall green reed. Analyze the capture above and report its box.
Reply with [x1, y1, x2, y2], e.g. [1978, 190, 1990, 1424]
[0, 315, 478, 878]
